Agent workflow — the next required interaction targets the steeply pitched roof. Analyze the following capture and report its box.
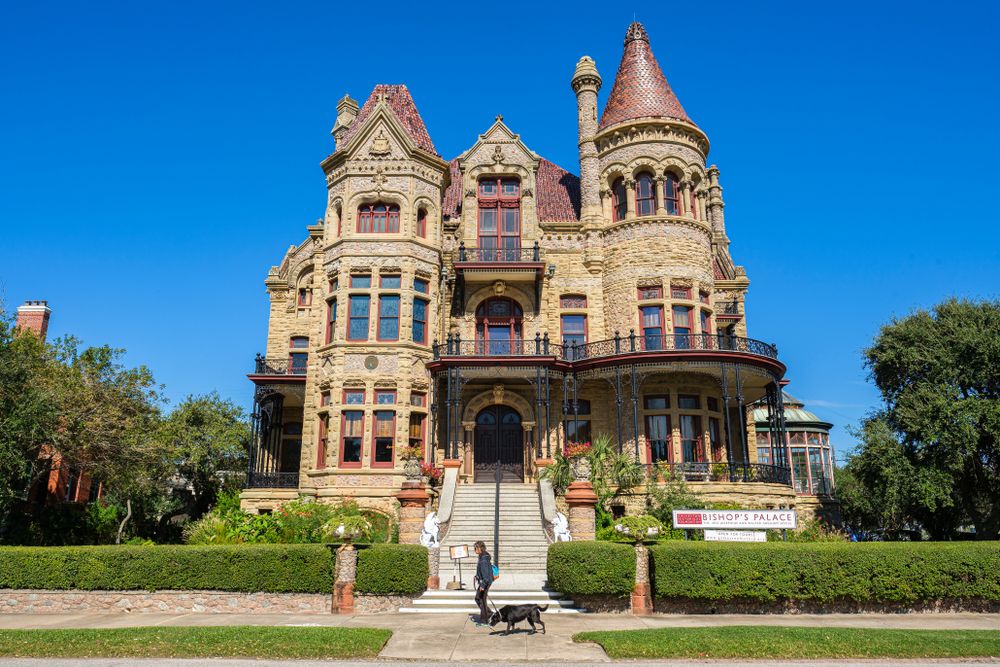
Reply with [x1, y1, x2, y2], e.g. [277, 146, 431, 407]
[442, 159, 462, 218]
[599, 22, 693, 130]
[339, 84, 437, 155]
[535, 159, 581, 222]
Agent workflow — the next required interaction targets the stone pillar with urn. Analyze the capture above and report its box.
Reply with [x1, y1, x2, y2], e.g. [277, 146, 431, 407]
[564, 456, 597, 540]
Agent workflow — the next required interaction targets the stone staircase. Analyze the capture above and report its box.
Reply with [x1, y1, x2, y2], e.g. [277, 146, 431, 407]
[399, 483, 581, 614]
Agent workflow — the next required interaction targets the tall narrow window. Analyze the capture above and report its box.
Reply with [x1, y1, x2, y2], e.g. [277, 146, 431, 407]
[416, 208, 427, 238]
[645, 414, 671, 463]
[340, 411, 363, 467]
[564, 399, 591, 444]
[316, 416, 327, 469]
[298, 288, 313, 306]
[700, 309, 711, 336]
[289, 337, 308, 374]
[611, 177, 627, 221]
[708, 417, 722, 462]
[679, 414, 702, 462]
[348, 295, 370, 341]
[478, 177, 520, 260]
[357, 203, 400, 233]
[561, 314, 587, 360]
[372, 411, 395, 467]
[640, 305, 664, 351]
[412, 298, 428, 344]
[672, 305, 692, 349]
[378, 295, 400, 341]
[414, 277, 429, 294]
[664, 173, 680, 215]
[475, 297, 524, 355]
[408, 413, 426, 457]
[635, 172, 656, 216]
[326, 298, 337, 344]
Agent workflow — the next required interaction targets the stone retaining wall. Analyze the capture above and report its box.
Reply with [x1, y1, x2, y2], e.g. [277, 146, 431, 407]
[353, 594, 414, 614]
[0, 590, 331, 614]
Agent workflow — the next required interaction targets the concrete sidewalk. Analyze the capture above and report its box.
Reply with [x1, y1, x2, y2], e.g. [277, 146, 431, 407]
[0, 612, 997, 662]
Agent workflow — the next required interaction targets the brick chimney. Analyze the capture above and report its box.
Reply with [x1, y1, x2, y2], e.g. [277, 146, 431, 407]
[15, 300, 51, 340]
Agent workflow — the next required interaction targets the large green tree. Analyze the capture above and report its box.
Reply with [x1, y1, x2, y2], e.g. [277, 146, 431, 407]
[861, 298, 1000, 539]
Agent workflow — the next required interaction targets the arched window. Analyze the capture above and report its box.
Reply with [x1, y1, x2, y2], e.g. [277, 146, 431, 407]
[357, 203, 400, 233]
[478, 177, 520, 260]
[416, 208, 427, 238]
[664, 173, 680, 215]
[635, 172, 656, 216]
[475, 297, 524, 355]
[611, 177, 627, 221]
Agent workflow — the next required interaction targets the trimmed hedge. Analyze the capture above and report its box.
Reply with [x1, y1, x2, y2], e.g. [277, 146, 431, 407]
[547, 541, 635, 596]
[651, 542, 1000, 603]
[0, 545, 333, 593]
[355, 544, 428, 595]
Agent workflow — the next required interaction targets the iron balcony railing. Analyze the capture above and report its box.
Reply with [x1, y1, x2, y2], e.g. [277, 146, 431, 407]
[716, 300, 741, 316]
[647, 462, 793, 486]
[253, 354, 307, 376]
[433, 332, 778, 362]
[245, 471, 300, 489]
[456, 241, 542, 263]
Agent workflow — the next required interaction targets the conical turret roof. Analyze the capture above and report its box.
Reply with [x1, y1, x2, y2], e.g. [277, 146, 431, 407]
[599, 22, 693, 130]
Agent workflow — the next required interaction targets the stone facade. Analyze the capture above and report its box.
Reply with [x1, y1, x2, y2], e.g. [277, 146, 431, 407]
[242, 22, 836, 526]
[0, 591, 331, 614]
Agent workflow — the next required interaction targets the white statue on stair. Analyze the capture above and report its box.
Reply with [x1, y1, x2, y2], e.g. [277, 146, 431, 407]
[552, 512, 572, 542]
[420, 511, 440, 547]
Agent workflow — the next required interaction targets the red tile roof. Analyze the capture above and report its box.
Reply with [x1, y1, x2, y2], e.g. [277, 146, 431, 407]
[535, 159, 581, 222]
[599, 22, 693, 130]
[442, 159, 462, 218]
[339, 84, 437, 155]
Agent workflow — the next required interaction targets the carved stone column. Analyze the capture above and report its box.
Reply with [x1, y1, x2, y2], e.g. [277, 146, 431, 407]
[631, 544, 653, 615]
[396, 480, 431, 545]
[333, 544, 357, 614]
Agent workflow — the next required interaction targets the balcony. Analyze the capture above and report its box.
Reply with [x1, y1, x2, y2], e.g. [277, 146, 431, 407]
[245, 471, 300, 489]
[563, 331, 778, 363]
[432, 333, 561, 361]
[647, 462, 793, 487]
[451, 242, 547, 313]
[716, 300, 742, 321]
[248, 354, 307, 383]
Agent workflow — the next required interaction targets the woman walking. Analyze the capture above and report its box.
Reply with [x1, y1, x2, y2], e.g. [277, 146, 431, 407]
[473, 540, 494, 626]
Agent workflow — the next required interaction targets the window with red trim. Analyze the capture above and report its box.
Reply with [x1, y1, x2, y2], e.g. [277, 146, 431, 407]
[357, 203, 400, 233]
[350, 275, 371, 289]
[316, 416, 327, 469]
[375, 389, 396, 405]
[377, 295, 400, 341]
[343, 389, 365, 405]
[561, 314, 587, 359]
[329, 277, 339, 292]
[298, 288, 313, 306]
[380, 275, 401, 289]
[408, 412, 426, 457]
[320, 391, 331, 406]
[611, 177, 627, 221]
[348, 295, 370, 340]
[679, 414, 702, 462]
[635, 172, 656, 216]
[645, 414, 671, 463]
[709, 417, 723, 462]
[325, 297, 337, 344]
[290, 336, 309, 349]
[664, 173, 680, 215]
[699, 290, 710, 304]
[416, 208, 427, 238]
[560, 294, 587, 308]
[478, 177, 520, 257]
[700, 309, 711, 335]
[340, 411, 363, 467]
[640, 305, 664, 350]
[637, 286, 662, 300]
[672, 306, 693, 348]
[475, 297, 524, 355]
[671, 284, 692, 299]
[410, 392, 426, 407]
[372, 410, 395, 467]
[414, 278, 429, 294]
[412, 298, 428, 344]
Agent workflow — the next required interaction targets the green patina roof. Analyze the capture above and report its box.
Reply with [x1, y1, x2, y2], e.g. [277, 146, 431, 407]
[752, 392, 833, 431]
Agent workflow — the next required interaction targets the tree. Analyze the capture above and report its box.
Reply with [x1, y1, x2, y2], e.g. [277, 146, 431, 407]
[155, 393, 249, 521]
[862, 298, 1000, 539]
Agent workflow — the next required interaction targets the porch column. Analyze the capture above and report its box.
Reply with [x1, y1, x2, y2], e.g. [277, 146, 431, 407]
[776, 386, 789, 473]
[445, 368, 454, 463]
[630, 365, 641, 461]
[535, 367, 545, 460]
[735, 366, 748, 480]
[544, 368, 552, 458]
[613, 365, 624, 454]
[462, 422, 475, 478]
[721, 363, 736, 479]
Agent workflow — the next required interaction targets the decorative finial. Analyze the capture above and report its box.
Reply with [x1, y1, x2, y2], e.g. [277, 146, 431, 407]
[495, 114, 503, 122]
[624, 22, 648, 45]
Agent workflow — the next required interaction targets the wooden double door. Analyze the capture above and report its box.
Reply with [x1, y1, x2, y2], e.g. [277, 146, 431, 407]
[474, 405, 524, 482]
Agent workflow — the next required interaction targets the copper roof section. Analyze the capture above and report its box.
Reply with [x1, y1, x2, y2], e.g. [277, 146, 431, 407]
[598, 22, 692, 130]
[339, 84, 438, 155]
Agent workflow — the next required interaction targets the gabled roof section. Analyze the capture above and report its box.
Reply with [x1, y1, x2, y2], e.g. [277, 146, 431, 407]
[536, 159, 581, 222]
[442, 159, 462, 218]
[599, 22, 693, 130]
[457, 117, 540, 166]
[339, 84, 437, 155]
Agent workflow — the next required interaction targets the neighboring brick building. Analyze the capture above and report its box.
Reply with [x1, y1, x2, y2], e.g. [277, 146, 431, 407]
[243, 23, 837, 520]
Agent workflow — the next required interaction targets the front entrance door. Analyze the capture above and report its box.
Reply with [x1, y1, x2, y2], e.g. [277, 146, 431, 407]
[474, 406, 523, 482]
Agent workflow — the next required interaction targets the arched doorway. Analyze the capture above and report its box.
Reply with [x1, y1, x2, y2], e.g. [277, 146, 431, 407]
[474, 405, 523, 482]
[476, 297, 523, 355]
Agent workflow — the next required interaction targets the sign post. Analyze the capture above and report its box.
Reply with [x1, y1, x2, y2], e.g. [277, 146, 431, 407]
[448, 544, 470, 590]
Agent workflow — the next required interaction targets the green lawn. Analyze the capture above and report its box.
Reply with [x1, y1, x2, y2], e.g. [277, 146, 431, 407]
[0, 626, 391, 659]
[575, 626, 1000, 659]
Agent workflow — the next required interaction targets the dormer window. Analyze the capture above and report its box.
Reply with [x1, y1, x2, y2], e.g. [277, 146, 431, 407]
[611, 177, 627, 221]
[357, 203, 400, 233]
[478, 177, 521, 260]
[635, 172, 656, 217]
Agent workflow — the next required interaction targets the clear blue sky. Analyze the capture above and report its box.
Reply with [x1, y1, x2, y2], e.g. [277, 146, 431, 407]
[2, 1, 997, 460]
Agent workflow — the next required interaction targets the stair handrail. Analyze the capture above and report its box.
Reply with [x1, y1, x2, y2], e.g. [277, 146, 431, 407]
[538, 478, 558, 543]
[436, 465, 459, 531]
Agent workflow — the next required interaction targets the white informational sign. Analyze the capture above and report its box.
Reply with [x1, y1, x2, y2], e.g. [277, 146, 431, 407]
[705, 529, 767, 542]
[673, 509, 797, 530]
[449, 544, 470, 560]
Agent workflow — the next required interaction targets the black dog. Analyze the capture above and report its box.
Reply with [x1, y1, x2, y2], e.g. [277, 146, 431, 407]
[488, 604, 548, 635]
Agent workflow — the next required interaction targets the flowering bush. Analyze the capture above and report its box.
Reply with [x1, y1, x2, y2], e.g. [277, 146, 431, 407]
[564, 441, 592, 458]
[398, 445, 422, 460]
[420, 462, 443, 486]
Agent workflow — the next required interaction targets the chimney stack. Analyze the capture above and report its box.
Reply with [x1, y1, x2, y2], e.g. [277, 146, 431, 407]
[571, 56, 602, 227]
[15, 300, 51, 340]
[331, 94, 359, 147]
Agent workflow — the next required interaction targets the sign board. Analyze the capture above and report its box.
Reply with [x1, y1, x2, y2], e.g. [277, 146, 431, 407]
[673, 509, 797, 530]
[449, 544, 470, 560]
[705, 529, 767, 542]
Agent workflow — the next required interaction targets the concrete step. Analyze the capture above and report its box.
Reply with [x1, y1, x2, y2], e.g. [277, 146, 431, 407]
[399, 588, 581, 614]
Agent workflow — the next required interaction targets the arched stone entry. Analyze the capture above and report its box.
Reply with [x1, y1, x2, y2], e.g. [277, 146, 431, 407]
[474, 405, 523, 482]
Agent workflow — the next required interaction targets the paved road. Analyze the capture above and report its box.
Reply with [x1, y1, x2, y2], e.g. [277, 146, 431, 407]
[0, 612, 997, 663]
[1, 661, 998, 666]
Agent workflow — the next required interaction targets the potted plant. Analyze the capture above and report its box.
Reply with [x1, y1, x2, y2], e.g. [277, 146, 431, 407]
[564, 441, 592, 481]
[420, 461, 443, 488]
[398, 445, 423, 480]
[613, 515, 664, 544]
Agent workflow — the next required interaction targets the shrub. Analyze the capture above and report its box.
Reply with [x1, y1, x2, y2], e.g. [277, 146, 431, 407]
[0, 544, 333, 593]
[650, 542, 1000, 603]
[355, 544, 428, 595]
[547, 541, 635, 596]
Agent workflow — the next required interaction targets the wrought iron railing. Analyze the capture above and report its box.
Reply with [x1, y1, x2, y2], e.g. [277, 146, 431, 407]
[456, 241, 542, 263]
[716, 300, 741, 316]
[433, 334, 561, 359]
[563, 332, 778, 361]
[646, 462, 792, 486]
[253, 355, 307, 376]
[245, 471, 300, 489]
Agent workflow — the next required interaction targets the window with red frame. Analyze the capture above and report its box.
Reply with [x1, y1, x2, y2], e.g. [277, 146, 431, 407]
[410, 392, 426, 407]
[320, 391, 331, 406]
[298, 288, 313, 306]
[672, 306, 693, 348]
[416, 208, 427, 238]
[408, 412, 426, 457]
[637, 286, 662, 300]
[343, 389, 365, 405]
[664, 172, 680, 215]
[329, 277, 339, 292]
[412, 297, 428, 344]
[380, 275, 401, 289]
[475, 297, 524, 355]
[640, 305, 664, 350]
[340, 411, 363, 466]
[679, 414, 702, 462]
[635, 172, 656, 216]
[564, 398, 591, 444]
[561, 314, 587, 360]
[414, 277, 429, 294]
[316, 416, 327, 469]
[348, 295, 370, 340]
[357, 203, 400, 233]
[372, 410, 395, 467]
[700, 309, 711, 335]
[709, 417, 722, 462]
[645, 413, 671, 463]
[375, 389, 396, 405]
[478, 177, 520, 258]
[671, 284, 692, 299]
[290, 336, 309, 348]
[289, 337, 308, 374]
[350, 275, 371, 288]
[378, 295, 400, 341]
[611, 177, 627, 221]
[699, 290, 710, 304]
[560, 294, 587, 308]
[325, 297, 337, 343]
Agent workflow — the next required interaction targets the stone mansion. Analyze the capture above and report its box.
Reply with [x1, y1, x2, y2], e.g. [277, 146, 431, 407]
[242, 22, 838, 524]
